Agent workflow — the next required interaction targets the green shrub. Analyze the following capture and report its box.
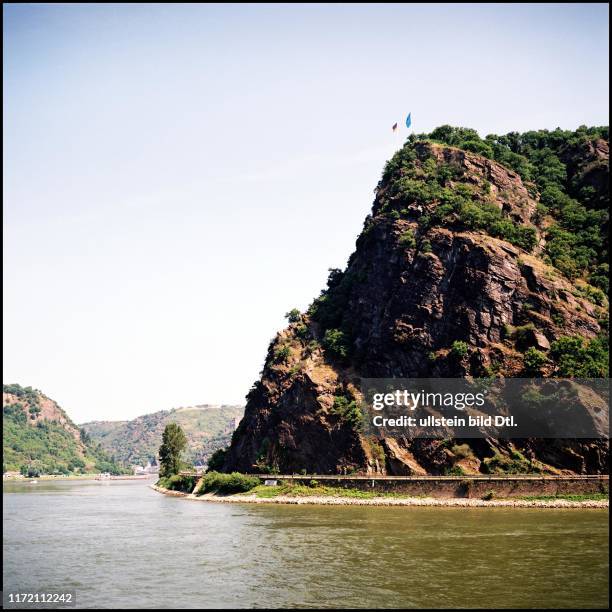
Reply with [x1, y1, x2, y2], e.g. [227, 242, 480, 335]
[523, 347, 548, 375]
[549, 335, 609, 377]
[288, 362, 304, 376]
[481, 452, 536, 475]
[322, 328, 350, 359]
[420, 239, 432, 253]
[158, 474, 197, 493]
[285, 308, 302, 323]
[308, 268, 360, 331]
[206, 448, 227, 472]
[450, 341, 469, 358]
[331, 395, 363, 429]
[273, 345, 291, 363]
[574, 284, 607, 306]
[197, 471, 260, 495]
[589, 264, 609, 293]
[461, 139, 494, 158]
[398, 229, 417, 249]
[295, 323, 309, 339]
[306, 340, 320, 353]
[445, 465, 465, 476]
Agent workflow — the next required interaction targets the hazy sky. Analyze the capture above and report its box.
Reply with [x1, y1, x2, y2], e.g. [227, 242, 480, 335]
[3, 3, 609, 423]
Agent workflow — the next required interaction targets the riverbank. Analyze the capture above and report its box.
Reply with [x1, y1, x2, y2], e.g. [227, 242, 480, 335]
[150, 484, 609, 508]
[3, 474, 153, 482]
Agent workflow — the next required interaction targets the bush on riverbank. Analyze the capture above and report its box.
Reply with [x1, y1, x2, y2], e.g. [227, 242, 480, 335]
[196, 471, 260, 495]
[157, 474, 197, 493]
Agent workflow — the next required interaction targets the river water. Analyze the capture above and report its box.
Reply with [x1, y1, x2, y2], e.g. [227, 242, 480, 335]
[2, 479, 609, 609]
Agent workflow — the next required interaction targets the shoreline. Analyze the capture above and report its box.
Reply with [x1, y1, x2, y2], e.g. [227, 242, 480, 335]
[3, 474, 154, 483]
[149, 484, 609, 509]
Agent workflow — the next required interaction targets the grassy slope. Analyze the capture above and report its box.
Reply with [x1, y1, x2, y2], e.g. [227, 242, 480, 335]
[81, 405, 244, 466]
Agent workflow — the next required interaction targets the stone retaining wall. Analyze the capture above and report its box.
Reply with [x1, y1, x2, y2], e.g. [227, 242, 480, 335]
[258, 475, 609, 499]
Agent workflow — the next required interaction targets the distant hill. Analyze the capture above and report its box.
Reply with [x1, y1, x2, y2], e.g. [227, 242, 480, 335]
[80, 404, 244, 467]
[3, 384, 126, 476]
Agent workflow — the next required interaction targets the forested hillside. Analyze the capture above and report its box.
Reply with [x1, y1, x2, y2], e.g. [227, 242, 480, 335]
[3, 384, 126, 476]
[81, 404, 244, 466]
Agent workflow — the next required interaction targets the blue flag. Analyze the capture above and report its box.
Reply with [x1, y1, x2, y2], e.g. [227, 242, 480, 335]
[406, 113, 411, 129]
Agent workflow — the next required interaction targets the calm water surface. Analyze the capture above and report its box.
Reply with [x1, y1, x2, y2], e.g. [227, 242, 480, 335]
[3, 480, 609, 609]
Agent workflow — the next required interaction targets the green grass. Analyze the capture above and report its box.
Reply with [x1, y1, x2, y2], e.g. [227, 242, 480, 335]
[236, 483, 608, 503]
[515, 493, 608, 502]
[244, 483, 421, 499]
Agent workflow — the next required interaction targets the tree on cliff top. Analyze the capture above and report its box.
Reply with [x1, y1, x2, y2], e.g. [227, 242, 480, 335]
[159, 423, 187, 477]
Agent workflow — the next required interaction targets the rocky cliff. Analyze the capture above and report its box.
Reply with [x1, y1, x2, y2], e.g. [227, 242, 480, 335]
[223, 127, 609, 476]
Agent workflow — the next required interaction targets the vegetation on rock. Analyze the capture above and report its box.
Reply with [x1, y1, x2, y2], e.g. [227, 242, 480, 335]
[223, 125, 609, 477]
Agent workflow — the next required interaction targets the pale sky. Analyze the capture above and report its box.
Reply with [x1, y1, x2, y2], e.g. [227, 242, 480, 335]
[3, 3, 609, 423]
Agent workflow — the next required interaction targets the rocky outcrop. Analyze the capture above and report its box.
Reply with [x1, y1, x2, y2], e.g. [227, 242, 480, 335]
[224, 140, 609, 476]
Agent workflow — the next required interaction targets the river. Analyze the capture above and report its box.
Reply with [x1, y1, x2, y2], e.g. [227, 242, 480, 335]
[2, 479, 609, 609]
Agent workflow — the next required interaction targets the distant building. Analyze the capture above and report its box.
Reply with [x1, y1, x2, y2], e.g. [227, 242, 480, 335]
[132, 461, 158, 476]
[144, 460, 159, 474]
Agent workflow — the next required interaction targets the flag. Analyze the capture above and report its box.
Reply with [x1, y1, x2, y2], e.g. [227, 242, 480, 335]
[392, 122, 398, 132]
[406, 113, 411, 129]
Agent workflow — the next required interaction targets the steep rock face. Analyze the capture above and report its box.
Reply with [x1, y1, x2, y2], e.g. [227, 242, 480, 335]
[224, 140, 608, 476]
[335, 223, 600, 379]
[226, 333, 368, 474]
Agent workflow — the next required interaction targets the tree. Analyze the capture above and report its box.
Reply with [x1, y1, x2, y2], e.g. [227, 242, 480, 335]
[322, 328, 350, 359]
[285, 308, 301, 323]
[158, 423, 187, 477]
[206, 448, 227, 472]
